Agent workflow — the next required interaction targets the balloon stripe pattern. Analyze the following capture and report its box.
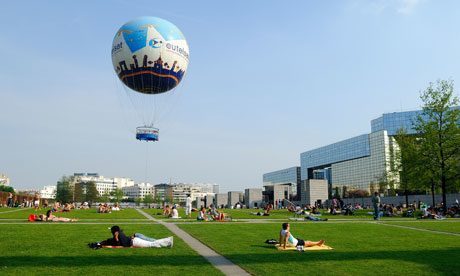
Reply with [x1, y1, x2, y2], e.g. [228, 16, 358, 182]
[112, 17, 189, 94]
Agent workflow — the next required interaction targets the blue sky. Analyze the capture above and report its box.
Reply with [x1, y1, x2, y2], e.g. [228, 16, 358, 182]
[1, 0, 459, 191]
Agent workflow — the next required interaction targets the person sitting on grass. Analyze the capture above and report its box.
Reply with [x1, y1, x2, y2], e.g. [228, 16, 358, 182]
[209, 204, 224, 221]
[79, 202, 89, 209]
[170, 206, 180, 219]
[36, 210, 77, 222]
[163, 205, 171, 217]
[88, 225, 173, 249]
[197, 207, 209, 221]
[112, 203, 121, 211]
[279, 223, 325, 251]
[63, 203, 72, 212]
[52, 201, 61, 212]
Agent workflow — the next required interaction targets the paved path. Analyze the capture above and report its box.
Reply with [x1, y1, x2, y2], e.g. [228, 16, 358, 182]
[136, 209, 250, 276]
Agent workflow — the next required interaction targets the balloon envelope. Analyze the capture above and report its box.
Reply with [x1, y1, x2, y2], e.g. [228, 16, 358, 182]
[111, 17, 189, 94]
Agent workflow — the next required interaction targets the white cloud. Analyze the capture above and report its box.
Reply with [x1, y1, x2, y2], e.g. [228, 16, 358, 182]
[397, 0, 422, 14]
[347, 0, 424, 15]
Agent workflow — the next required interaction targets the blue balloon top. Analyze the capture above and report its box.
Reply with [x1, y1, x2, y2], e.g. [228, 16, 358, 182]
[116, 17, 185, 54]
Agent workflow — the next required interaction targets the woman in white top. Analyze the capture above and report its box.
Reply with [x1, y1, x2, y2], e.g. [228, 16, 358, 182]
[197, 207, 208, 221]
[279, 223, 324, 251]
[170, 206, 180, 219]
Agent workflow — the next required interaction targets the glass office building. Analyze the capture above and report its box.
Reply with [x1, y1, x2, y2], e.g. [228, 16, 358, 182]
[300, 110, 424, 193]
[263, 167, 301, 200]
[371, 110, 423, 135]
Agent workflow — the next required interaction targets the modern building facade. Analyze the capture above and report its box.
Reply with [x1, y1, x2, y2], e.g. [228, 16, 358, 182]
[40, 185, 57, 199]
[150, 183, 218, 203]
[228, 191, 244, 208]
[215, 193, 228, 208]
[301, 179, 328, 206]
[122, 183, 154, 199]
[263, 184, 291, 206]
[154, 184, 172, 201]
[72, 173, 134, 196]
[263, 167, 301, 200]
[300, 110, 424, 194]
[244, 188, 263, 208]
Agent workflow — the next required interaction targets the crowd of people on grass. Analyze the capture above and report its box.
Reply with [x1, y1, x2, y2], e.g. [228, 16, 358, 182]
[97, 203, 121, 213]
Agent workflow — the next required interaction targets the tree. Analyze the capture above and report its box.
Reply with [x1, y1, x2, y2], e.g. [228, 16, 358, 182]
[85, 181, 99, 203]
[143, 194, 154, 208]
[73, 182, 84, 202]
[56, 176, 73, 203]
[99, 192, 110, 203]
[333, 187, 340, 198]
[348, 189, 369, 198]
[342, 186, 348, 198]
[135, 197, 142, 206]
[0, 185, 14, 193]
[415, 79, 460, 211]
[110, 188, 124, 203]
[154, 193, 162, 204]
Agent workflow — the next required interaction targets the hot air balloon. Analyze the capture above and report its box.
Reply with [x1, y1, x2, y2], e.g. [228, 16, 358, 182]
[111, 17, 189, 141]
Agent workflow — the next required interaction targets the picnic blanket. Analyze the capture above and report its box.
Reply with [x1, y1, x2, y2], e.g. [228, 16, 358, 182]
[275, 244, 333, 251]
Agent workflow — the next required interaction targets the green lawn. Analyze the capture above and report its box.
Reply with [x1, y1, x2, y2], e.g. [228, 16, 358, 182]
[178, 221, 460, 275]
[383, 220, 460, 234]
[0, 207, 31, 213]
[0, 208, 146, 220]
[0, 223, 222, 275]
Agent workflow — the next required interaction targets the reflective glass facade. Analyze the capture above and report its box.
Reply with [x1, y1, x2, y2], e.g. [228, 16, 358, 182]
[300, 134, 370, 179]
[298, 110, 421, 191]
[371, 110, 422, 135]
[331, 130, 392, 190]
[263, 167, 301, 198]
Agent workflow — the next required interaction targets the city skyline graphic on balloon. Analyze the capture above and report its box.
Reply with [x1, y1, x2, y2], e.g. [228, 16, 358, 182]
[111, 17, 190, 94]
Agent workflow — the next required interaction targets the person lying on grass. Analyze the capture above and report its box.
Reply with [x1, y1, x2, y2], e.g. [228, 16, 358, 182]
[36, 210, 77, 222]
[279, 223, 325, 251]
[88, 225, 173, 249]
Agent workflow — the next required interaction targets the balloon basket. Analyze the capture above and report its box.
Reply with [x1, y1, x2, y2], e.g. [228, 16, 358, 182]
[136, 126, 159, 142]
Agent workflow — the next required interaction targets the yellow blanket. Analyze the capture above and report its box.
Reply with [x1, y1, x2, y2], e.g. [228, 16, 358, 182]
[275, 244, 333, 251]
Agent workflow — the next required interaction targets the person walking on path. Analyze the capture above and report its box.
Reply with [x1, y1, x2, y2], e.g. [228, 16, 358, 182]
[372, 192, 381, 220]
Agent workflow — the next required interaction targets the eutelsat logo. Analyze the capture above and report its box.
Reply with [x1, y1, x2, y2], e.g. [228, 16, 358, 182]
[111, 42, 123, 55]
[149, 38, 163, 48]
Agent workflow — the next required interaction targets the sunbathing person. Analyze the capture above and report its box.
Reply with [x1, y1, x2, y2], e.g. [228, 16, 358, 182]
[89, 225, 173, 249]
[279, 223, 324, 251]
[36, 210, 77, 222]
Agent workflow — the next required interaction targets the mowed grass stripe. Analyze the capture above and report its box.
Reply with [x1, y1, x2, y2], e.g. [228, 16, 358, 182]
[0, 223, 222, 275]
[381, 220, 460, 234]
[178, 222, 460, 275]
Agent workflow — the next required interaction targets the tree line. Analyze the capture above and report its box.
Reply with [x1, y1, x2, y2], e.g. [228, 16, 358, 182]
[55, 176, 160, 205]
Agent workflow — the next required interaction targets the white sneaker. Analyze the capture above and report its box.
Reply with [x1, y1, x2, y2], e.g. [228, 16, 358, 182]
[168, 237, 173, 248]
